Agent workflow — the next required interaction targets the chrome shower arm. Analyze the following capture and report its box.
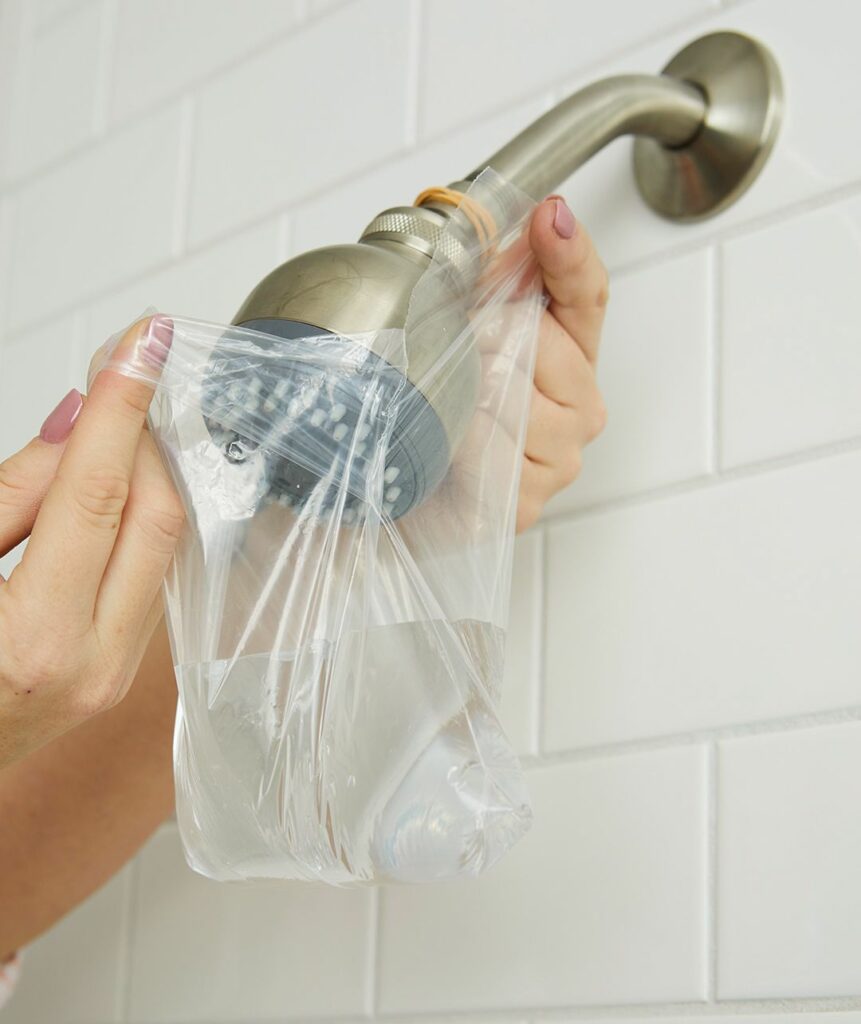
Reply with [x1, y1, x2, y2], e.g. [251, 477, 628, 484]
[464, 74, 706, 201]
[457, 31, 783, 223]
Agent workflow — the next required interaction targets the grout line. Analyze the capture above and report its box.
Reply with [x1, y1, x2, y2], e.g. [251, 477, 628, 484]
[706, 740, 719, 1001]
[0, 0, 719, 201]
[532, 526, 547, 757]
[373, 997, 861, 1022]
[606, 176, 861, 280]
[8, 159, 861, 363]
[0, 0, 351, 194]
[0, 127, 421, 341]
[204, 994, 861, 1024]
[171, 95, 196, 260]
[541, 433, 861, 527]
[521, 703, 861, 770]
[91, 0, 118, 136]
[412, 3, 722, 151]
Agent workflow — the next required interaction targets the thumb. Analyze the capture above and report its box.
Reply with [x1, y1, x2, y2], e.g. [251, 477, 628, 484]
[0, 395, 81, 560]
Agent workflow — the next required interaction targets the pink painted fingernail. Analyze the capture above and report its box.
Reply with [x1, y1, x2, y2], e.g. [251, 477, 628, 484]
[40, 388, 83, 444]
[552, 197, 576, 239]
[141, 315, 174, 371]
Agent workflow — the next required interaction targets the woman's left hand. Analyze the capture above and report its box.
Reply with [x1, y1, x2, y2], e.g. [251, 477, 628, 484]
[516, 195, 609, 531]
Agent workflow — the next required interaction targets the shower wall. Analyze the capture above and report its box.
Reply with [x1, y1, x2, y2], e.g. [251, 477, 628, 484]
[1, 0, 861, 1021]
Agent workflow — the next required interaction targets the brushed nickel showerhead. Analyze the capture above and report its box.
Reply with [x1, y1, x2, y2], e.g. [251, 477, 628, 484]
[203, 31, 782, 520]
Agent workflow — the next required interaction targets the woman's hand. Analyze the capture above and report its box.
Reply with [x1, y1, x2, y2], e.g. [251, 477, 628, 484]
[517, 195, 608, 531]
[0, 316, 183, 768]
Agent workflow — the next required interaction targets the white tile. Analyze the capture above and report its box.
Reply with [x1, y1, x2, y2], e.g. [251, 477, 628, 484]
[290, 96, 547, 255]
[544, 448, 861, 751]
[187, 0, 413, 246]
[499, 529, 542, 756]
[5, 0, 101, 178]
[0, 197, 13, 337]
[377, 746, 707, 1012]
[109, 0, 302, 122]
[32, 0, 90, 31]
[308, 0, 350, 13]
[0, 312, 79, 579]
[721, 197, 861, 466]
[419, 0, 713, 141]
[0, 314, 80, 457]
[719, 722, 861, 997]
[552, 0, 861, 271]
[127, 825, 372, 1022]
[546, 248, 713, 515]
[2, 868, 130, 1024]
[0, 0, 25, 182]
[7, 105, 183, 332]
[83, 219, 281, 378]
[0, 315, 78, 580]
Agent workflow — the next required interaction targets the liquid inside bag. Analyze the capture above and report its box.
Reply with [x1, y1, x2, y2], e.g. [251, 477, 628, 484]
[96, 170, 546, 884]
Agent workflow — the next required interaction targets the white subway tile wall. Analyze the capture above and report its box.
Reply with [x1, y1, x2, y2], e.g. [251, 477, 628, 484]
[545, 246, 714, 514]
[377, 747, 708, 1012]
[718, 723, 861, 998]
[186, 0, 415, 246]
[7, 105, 185, 331]
[3, 0, 102, 179]
[544, 449, 861, 750]
[126, 826, 372, 1022]
[0, 1, 858, 1022]
[1, 868, 132, 1024]
[720, 197, 861, 467]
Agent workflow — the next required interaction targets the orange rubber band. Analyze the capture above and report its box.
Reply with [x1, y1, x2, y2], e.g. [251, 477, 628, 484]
[413, 186, 498, 259]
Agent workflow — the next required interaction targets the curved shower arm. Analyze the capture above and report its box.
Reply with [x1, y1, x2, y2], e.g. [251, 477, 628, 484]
[457, 30, 784, 223]
[465, 74, 706, 201]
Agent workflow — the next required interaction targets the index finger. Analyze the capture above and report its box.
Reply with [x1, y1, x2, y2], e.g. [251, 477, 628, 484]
[18, 316, 173, 629]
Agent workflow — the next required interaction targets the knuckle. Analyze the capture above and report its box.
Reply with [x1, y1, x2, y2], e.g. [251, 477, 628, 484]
[68, 469, 130, 528]
[135, 497, 186, 553]
[96, 372, 154, 420]
[70, 677, 120, 718]
[70, 653, 127, 718]
[0, 453, 32, 510]
[116, 381, 154, 418]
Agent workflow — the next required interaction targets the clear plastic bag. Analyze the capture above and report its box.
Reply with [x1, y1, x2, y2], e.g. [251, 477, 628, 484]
[95, 170, 547, 884]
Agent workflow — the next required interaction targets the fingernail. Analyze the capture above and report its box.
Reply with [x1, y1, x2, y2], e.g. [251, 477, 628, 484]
[552, 197, 576, 239]
[40, 389, 83, 444]
[141, 315, 174, 371]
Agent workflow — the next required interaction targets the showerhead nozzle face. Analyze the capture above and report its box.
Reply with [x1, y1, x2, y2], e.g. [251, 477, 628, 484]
[201, 319, 450, 522]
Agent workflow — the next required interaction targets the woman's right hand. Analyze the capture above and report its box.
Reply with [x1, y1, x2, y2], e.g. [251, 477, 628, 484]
[0, 315, 184, 768]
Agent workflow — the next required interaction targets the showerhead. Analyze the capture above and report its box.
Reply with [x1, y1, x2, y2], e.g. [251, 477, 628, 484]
[200, 30, 781, 520]
[200, 317, 453, 521]
[204, 200, 487, 521]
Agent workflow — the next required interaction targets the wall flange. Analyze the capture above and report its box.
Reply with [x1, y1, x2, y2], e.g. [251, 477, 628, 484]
[633, 31, 784, 222]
